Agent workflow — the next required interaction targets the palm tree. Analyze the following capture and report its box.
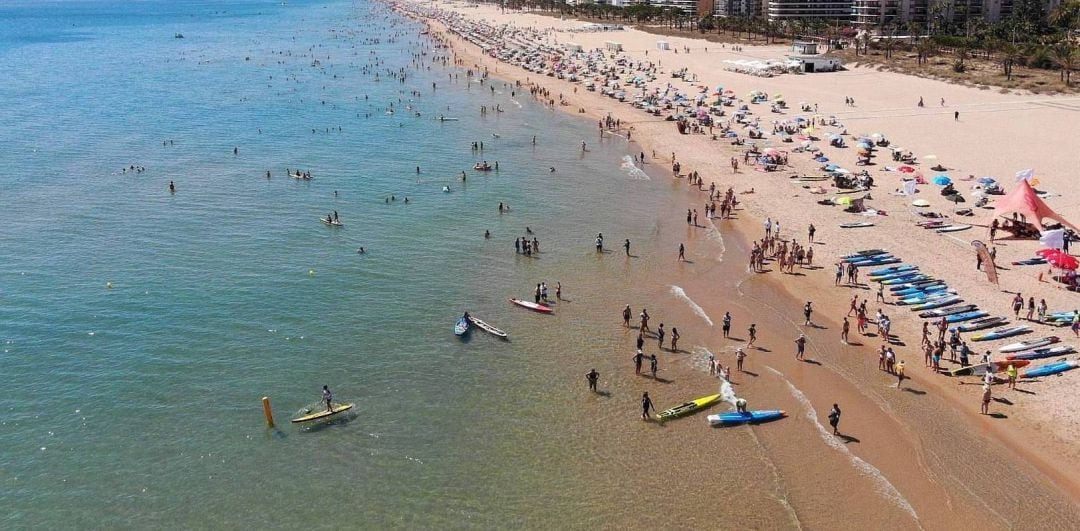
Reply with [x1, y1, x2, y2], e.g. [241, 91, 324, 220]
[1052, 43, 1077, 85]
[1000, 41, 1020, 80]
[916, 37, 936, 65]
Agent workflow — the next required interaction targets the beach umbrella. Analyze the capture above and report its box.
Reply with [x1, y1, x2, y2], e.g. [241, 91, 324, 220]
[898, 166, 915, 173]
[912, 199, 930, 207]
[932, 175, 952, 185]
[977, 176, 997, 185]
[1037, 249, 1078, 270]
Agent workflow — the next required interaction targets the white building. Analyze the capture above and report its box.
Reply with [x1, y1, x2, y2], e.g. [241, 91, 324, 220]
[766, 0, 853, 21]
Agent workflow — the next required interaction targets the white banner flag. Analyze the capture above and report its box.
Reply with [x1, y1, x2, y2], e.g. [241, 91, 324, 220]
[1040, 229, 1065, 249]
[1015, 168, 1034, 182]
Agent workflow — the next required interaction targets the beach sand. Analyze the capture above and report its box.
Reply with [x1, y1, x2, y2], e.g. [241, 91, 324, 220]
[396, 0, 1080, 525]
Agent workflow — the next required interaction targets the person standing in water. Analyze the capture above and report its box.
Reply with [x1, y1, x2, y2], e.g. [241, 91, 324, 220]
[670, 327, 680, 352]
[622, 304, 632, 327]
[322, 385, 333, 412]
[168, 180, 176, 193]
[633, 349, 644, 375]
[722, 312, 731, 338]
[586, 369, 599, 392]
[828, 404, 841, 435]
[641, 392, 655, 420]
[795, 334, 806, 361]
[678, 243, 686, 261]
[624, 239, 631, 256]
[656, 323, 665, 349]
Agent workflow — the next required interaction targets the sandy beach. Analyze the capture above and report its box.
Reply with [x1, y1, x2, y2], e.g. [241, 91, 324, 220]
[395, 0, 1080, 524]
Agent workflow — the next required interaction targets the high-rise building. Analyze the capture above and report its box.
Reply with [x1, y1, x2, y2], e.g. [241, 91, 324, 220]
[648, 0, 701, 14]
[765, 0, 854, 21]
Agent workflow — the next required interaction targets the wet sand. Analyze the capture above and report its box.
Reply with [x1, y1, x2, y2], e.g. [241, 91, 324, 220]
[395, 0, 1080, 527]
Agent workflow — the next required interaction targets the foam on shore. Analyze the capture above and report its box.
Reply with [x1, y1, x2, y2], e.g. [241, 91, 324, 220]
[670, 285, 713, 326]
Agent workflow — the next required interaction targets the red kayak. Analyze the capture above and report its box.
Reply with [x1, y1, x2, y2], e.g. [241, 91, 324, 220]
[509, 298, 553, 314]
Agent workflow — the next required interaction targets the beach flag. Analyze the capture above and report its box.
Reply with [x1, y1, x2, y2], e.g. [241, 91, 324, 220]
[971, 240, 999, 286]
[1040, 229, 1065, 250]
[1014, 168, 1034, 182]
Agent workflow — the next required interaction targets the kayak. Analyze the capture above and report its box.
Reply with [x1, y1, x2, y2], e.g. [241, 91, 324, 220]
[841, 249, 887, 260]
[882, 274, 928, 285]
[1021, 360, 1079, 379]
[656, 394, 722, 422]
[708, 410, 786, 426]
[454, 316, 470, 336]
[871, 270, 923, 283]
[321, 218, 343, 227]
[890, 278, 942, 290]
[999, 336, 1059, 353]
[945, 310, 989, 323]
[468, 316, 508, 339]
[911, 296, 962, 311]
[970, 325, 1029, 342]
[509, 298, 553, 314]
[854, 257, 901, 268]
[919, 304, 977, 318]
[947, 360, 1029, 377]
[290, 403, 354, 423]
[892, 283, 948, 297]
[868, 264, 917, 277]
[954, 316, 1008, 333]
[897, 291, 955, 305]
[1006, 345, 1076, 361]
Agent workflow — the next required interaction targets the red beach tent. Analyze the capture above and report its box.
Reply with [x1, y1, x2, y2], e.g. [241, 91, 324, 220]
[992, 180, 1078, 231]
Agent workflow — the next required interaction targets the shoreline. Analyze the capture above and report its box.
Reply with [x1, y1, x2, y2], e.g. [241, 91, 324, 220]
[394, 0, 1080, 522]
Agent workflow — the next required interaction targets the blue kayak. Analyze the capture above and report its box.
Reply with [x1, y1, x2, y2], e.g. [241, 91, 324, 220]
[890, 279, 943, 292]
[945, 310, 989, 323]
[882, 274, 927, 285]
[453, 317, 470, 336]
[708, 410, 786, 426]
[1021, 360, 1079, 379]
[871, 270, 922, 282]
[893, 284, 949, 297]
[897, 291, 955, 305]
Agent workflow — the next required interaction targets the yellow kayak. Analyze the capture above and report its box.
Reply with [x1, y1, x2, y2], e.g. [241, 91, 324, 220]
[656, 394, 721, 422]
[291, 403, 354, 423]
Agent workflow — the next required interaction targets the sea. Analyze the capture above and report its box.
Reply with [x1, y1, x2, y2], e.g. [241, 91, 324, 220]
[0, 0, 717, 527]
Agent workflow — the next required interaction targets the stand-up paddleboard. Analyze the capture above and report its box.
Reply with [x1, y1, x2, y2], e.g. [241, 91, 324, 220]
[882, 274, 928, 285]
[970, 326, 1029, 342]
[868, 264, 916, 277]
[935, 224, 971, 233]
[840, 222, 875, 229]
[509, 298, 553, 314]
[468, 316, 507, 339]
[454, 316, 470, 336]
[841, 249, 887, 260]
[919, 304, 976, 318]
[708, 410, 786, 426]
[656, 394, 721, 422]
[291, 403, 354, 423]
[945, 310, 988, 323]
[911, 295, 962, 311]
[1021, 360, 1079, 378]
[321, 218, 343, 227]
[999, 336, 1059, 353]
[893, 284, 950, 298]
[1007, 345, 1075, 361]
[947, 360, 1029, 377]
[954, 316, 1008, 333]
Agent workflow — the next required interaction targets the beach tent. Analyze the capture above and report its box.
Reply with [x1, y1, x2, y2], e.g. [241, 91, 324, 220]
[993, 179, 1078, 231]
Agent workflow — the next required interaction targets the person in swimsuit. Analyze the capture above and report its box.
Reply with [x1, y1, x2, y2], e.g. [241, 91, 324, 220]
[322, 385, 333, 412]
[622, 305, 632, 327]
[747, 324, 757, 347]
[586, 369, 599, 392]
[795, 334, 806, 360]
[828, 404, 841, 435]
[641, 392, 655, 420]
[722, 312, 731, 338]
[633, 349, 644, 375]
[650, 354, 658, 379]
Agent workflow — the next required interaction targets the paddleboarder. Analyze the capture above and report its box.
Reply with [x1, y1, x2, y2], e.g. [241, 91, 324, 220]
[322, 385, 333, 412]
[586, 369, 599, 392]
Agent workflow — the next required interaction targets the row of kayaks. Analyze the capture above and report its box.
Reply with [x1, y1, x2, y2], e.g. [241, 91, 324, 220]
[848, 249, 1079, 379]
[653, 393, 787, 426]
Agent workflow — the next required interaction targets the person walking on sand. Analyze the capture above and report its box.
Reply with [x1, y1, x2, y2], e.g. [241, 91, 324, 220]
[722, 312, 732, 338]
[828, 404, 842, 435]
[586, 369, 599, 392]
[678, 243, 686, 262]
[650, 354, 658, 379]
[896, 360, 906, 388]
[1011, 293, 1023, 318]
[981, 384, 992, 415]
[640, 308, 651, 333]
[736, 347, 747, 372]
[795, 333, 807, 361]
[841, 317, 850, 344]
[847, 294, 858, 316]
[656, 323, 666, 349]
[808, 223, 815, 243]
[641, 392, 656, 420]
[747, 324, 757, 347]
[803, 301, 814, 326]
[1025, 297, 1035, 321]
[633, 349, 644, 375]
[636, 331, 645, 351]
[670, 327, 680, 352]
[623, 304, 632, 327]
[1006, 363, 1018, 389]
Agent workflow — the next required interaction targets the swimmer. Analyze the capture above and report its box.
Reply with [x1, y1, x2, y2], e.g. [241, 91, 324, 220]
[357, 247, 365, 254]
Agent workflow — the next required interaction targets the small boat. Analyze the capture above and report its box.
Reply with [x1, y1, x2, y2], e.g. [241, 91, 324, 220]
[454, 316, 470, 336]
[945, 310, 989, 323]
[999, 336, 1059, 353]
[954, 316, 1008, 333]
[468, 316, 507, 339]
[919, 304, 976, 318]
[509, 298, 553, 314]
[290, 403, 354, 423]
[840, 222, 875, 229]
[970, 326, 1030, 342]
[437, 117, 459, 122]
[947, 360, 1029, 377]
[1021, 360, 1079, 379]
[655, 394, 721, 422]
[321, 218, 343, 227]
[912, 296, 962, 311]
[708, 410, 786, 426]
[935, 224, 972, 233]
[1006, 345, 1076, 361]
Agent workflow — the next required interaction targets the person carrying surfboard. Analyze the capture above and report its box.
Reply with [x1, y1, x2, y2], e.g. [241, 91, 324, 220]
[322, 385, 333, 412]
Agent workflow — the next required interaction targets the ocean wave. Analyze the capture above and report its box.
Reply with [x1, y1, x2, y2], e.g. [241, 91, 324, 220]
[670, 286, 713, 326]
[765, 366, 921, 524]
[619, 155, 650, 180]
[705, 218, 726, 262]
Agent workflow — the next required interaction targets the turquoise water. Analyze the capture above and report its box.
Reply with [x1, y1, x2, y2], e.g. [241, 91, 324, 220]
[0, 0, 702, 526]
